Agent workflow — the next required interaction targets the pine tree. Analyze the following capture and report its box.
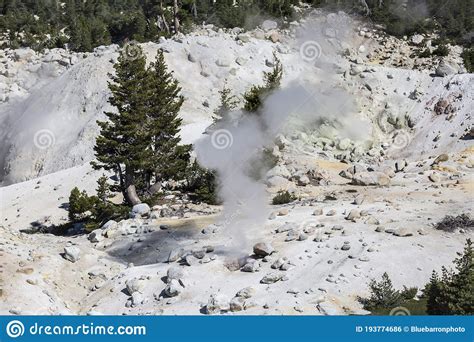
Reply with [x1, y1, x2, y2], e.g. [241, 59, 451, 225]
[361, 272, 402, 310]
[93, 43, 151, 205]
[144, 50, 191, 190]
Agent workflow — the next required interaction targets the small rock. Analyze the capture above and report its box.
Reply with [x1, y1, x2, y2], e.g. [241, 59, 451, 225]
[241, 260, 260, 272]
[429, 173, 440, 183]
[365, 216, 380, 225]
[253, 242, 274, 257]
[167, 266, 184, 281]
[393, 228, 414, 237]
[164, 279, 182, 297]
[230, 296, 245, 312]
[88, 229, 104, 243]
[131, 203, 151, 217]
[313, 208, 323, 216]
[233, 288, 254, 302]
[205, 294, 230, 314]
[345, 209, 360, 221]
[131, 292, 145, 306]
[126, 278, 146, 295]
[185, 255, 199, 266]
[168, 248, 184, 262]
[63, 246, 80, 263]
[260, 272, 283, 284]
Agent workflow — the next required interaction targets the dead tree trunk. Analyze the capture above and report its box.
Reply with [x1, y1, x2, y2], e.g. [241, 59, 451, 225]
[360, 0, 371, 15]
[173, 0, 180, 33]
[159, 0, 170, 34]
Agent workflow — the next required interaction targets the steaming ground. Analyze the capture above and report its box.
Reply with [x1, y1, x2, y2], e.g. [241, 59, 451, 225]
[0, 11, 473, 315]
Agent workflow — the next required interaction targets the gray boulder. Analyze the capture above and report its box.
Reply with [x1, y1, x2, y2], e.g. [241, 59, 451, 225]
[351, 172, 390, 186]
[435, 60, 457, 77]
[63, 246, 81, 263]
[164, 279, 183, 297]
[131, 203, 151, 217]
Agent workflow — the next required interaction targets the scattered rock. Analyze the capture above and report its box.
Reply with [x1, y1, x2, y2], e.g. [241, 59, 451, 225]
[432, 154, 449, 165]
[253, 242, 274, 257]
[131, 292, 145, 306]
[236, 287, 255, 299]
[168, 248, 184, 263]
[366, 216, 380, 225]
[230, 296, 245, 312]
[126, 278, 146, 295]
[204, 294, 230, 314]
[241, 260, 260, 272]
[260, 272, 283, 284]
[185, 255, 199, 266]
[351, 172, 390, 186]
[88, 229, 104, 243]
[393, 228, 414, 237]
[313, 208, 323, 216]
[428, 173, 440, 183]
[131, 203, 151, 218]
[435, 60, 457, 77]
[345, 209, 360, 221]
[167, 266, 184, 281]
[164, 279, 183, 297]
[63, 246, 80, 263]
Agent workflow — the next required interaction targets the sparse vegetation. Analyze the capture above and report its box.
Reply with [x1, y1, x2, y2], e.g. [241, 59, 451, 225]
[68, 181, 128, 232]
[361, 239, 474, 315]
[272, 190, 296, 205]
[435, 214, 474, 232]
[424, 239, 474, 315]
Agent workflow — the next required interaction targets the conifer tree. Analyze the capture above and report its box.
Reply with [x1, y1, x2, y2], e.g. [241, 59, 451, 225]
[93, 43, 151, 205]
[144, 50, 191, 191]
[424, 239, 474, 315]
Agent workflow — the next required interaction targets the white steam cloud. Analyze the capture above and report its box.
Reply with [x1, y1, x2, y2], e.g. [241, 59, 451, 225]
[195, 12, 371, 254]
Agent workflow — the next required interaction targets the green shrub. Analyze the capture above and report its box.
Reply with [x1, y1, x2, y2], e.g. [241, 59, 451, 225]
[68, 187, 95, 222]
[183, 161, 220, 205]
[272, 190, 295, 205]
[432, 44, 450, 57]
[68, 178, 129, 232]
